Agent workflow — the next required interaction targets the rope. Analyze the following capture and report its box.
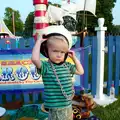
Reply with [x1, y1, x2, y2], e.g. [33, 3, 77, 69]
[73, 45, 92, 52]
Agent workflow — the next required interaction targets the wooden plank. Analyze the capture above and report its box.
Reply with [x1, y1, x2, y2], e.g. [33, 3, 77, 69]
[75, 37, 80, 48]
[33, 92, 39, 103]
[74, 37, 82, 89]
[41, 91, 44, 101]
[75, 52, 81, 86]
[114, 36, 120, 95]
[15, 93, 22, 101]
[83, 36, 90, 90]
[0, 93, 2, 104]
[23, 92, 30, 104]
[91, 36, 97, 95]
[107, 36, 114, 95]
[6, 92, 13, 102]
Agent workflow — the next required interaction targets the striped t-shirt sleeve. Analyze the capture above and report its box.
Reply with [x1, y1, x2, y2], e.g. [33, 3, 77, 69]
[37, 61, 47, 75]
[66, 62, 76, 75]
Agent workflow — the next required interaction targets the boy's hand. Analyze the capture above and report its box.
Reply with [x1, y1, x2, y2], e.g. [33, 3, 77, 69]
[36, 33, 47, 43]
[68, 50, 76, 59]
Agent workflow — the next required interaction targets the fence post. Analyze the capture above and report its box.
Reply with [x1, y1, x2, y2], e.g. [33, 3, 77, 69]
[93, 18, 117, 106]
[95, 18, 107, 100]
[83, 37, 90, 90]
[114, 36, 120, 95]
[107, 36, 114, 95]
[91, 36, 97, 95]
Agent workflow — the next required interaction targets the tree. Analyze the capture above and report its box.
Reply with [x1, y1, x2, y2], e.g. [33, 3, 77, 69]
[75, 0, 116, 33]
[4, 7, 24, 36]
[23, 12, 34, 38]
[112, 25, 120, 34]
[96, 0, 116, 32]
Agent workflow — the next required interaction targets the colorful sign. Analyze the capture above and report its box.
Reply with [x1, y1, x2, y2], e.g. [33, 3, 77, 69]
[0, 59, 43, 85]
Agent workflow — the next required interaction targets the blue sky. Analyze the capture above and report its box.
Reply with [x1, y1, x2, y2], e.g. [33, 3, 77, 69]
[0, 0, 119, 25]
[112, 0, 120, 25]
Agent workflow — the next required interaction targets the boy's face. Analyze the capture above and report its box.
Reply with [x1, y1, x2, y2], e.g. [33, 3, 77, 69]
[47, 39, 69, 64]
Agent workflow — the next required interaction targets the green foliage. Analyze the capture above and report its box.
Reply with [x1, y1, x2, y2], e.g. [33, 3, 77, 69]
[3, 7, 24, 36]
[23, 12, 34, 38]
[92, 96, 120, 120]
[112, 25, 120, 34]
[96, 0, 115, 32]
[75, 0, 117, 33]
[76, 11, 98, 33]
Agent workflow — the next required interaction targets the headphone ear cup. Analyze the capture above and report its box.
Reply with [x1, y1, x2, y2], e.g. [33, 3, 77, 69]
[44, 44, 48, 58]
[64, 53, 68, 61]
[40, 41, 48, 58]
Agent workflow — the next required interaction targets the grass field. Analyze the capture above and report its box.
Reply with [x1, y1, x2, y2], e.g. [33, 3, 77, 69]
[92, 96, 120, 120]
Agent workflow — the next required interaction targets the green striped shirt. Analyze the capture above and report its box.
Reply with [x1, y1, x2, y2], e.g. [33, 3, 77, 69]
[37, 61, 76, 108]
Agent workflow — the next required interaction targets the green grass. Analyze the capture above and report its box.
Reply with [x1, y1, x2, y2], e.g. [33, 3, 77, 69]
[92, 96, 120, 120]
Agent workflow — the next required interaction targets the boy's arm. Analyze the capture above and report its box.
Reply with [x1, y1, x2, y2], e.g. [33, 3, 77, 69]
[68, 50, 84, 75]
[31, 34, 45, 69]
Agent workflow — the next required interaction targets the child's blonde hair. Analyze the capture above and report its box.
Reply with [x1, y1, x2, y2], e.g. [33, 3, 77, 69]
[47, 35, 69, 47]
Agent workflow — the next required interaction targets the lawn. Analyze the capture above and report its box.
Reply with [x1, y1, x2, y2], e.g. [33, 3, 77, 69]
[92, 96, 120, 120]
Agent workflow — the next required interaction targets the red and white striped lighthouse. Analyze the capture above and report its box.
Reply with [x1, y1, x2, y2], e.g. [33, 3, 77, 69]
[33, 0, 49, 40]
[67, 0, 70, 4]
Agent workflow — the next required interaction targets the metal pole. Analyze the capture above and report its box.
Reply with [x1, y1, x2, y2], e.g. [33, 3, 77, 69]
[82, 0, 87, 30]
[80, 0, 87, 47]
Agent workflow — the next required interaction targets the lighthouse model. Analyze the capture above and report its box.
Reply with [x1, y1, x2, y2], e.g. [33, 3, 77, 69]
[33, 0, 49, 40]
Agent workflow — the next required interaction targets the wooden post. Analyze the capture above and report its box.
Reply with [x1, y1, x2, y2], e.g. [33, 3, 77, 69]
[12, 12, 15, 35]
[94, 18, 117, 106]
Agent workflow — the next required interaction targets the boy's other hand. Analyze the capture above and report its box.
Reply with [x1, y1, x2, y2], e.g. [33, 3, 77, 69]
[68, 50, 76, 59]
